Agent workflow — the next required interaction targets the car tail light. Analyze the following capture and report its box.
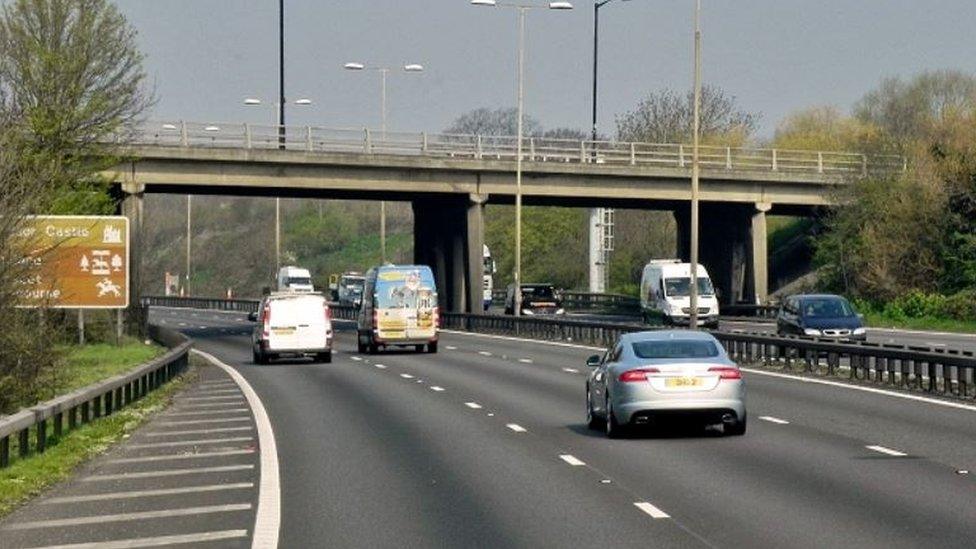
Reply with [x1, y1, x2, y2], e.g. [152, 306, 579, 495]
[709, 366, 742, 380]
[324, 304, 332, 323]
[618, 368, 660, 382]
[434, 307, 441, 328]
[260, 305, 271, 336]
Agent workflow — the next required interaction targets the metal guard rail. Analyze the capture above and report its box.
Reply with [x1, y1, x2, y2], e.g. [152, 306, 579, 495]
[0, 324, 191, 468]
[142, 296, 975, 399]
[129, 120, 908, 178]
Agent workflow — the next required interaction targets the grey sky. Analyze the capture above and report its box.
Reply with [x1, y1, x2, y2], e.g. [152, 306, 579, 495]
[120, 0, 976, 140]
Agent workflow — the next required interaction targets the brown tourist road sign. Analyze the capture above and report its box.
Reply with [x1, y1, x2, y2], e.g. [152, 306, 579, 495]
[15, 216, 129, 309]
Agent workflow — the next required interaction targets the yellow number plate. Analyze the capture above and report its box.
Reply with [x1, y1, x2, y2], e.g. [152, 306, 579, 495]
[665, 377, 702, 387]
[272, 328, 295, 335]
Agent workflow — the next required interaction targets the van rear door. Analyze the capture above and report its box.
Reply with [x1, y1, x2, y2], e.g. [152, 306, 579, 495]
[267, 295, 329, 351]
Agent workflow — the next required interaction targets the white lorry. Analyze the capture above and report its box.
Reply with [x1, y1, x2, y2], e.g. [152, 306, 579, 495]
[277, 266, 315, 293]
[639, 260, 720, 328]
[483, 245, 495, 311]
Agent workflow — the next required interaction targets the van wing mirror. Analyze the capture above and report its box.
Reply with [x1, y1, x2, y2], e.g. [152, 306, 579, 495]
[586, 354, 602, 368]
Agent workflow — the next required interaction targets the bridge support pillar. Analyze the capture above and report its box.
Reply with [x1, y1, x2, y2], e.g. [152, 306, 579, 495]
[121, 181, 145, 336]
[411, 194, 486, 314]
[675, 202, 769, 306]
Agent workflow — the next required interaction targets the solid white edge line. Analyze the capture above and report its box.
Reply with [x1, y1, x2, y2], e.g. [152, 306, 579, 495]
[444, 329, 976, 413]
[193, 349, 280, 549]
[23, 529, 249, 549]
[506, 423, 527, 433]
[634, 501, 670, 519]
[758, 416, 790, 425]
[559, 454, 585, 466]
[866, 444, 908, 457]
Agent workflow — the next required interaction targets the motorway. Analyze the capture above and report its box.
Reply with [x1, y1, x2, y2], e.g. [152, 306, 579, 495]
[151, 306, 976, 548]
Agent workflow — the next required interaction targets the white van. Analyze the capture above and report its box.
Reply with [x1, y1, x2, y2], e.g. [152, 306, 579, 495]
[639, 260, 720, 328]
[277, 266, 315, 293]
[250, 292, 333, 363]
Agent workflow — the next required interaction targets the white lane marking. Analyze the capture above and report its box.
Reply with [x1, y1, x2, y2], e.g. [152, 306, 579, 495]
[518, 358, 533, 364]
[190, 389, 241, 396]
[193, 349, 281, 549]
[868, 326, 976, 339]
[25, 530, 250, 548]
[926, 342, 947, 347]
[157, 417, 251, 426]
[374, 364, 387, 369]
[178, 322, 187, 327]
[147, 426, 254, 437]
[759, 416, 790, 425]
[198, 382, 237, 388]
[559, 454, 586, 466]
[173, 403, 250, 411]
[478, 351, 493, 356]
[487, 413, 495, 417]
[3, 505, 252, 530]
[740, 367, 976, 414]
[464, 402, 483, 409]
[182, 396, 246, 402]
[82, 465, 254, 481]
[165, 409, 250, 417]
[441, 329, 603, 351]
[866, 445, 908, 457]
[634, 501, 670, 519]
[400, 373, 414, 379]
[506, 423, 527, 433]
[562, 368, 579, 374]
[446, 345, 458, 350]
[107, 450, 254, 464]
[125, 437, 254, 449]
[351, 356, 363, 361]
[43, 483, 254, 504]
[430, 386, 445, 392]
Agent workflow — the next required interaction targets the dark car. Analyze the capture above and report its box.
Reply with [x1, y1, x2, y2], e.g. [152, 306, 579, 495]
[776, 294, 866, 341]
[504, 283, 565, 316]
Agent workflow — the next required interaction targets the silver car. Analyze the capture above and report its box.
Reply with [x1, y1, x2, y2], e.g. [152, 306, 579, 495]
[585, 330, 746, 438]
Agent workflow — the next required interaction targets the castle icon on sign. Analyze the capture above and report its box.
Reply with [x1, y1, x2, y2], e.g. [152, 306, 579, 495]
[103, 225, 122, 244]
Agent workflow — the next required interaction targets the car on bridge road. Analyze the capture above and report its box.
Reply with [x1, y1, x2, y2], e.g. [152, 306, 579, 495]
[585, 330, 746, 438]
[250, 292, 333, 364]
[776, 294, 866, 342]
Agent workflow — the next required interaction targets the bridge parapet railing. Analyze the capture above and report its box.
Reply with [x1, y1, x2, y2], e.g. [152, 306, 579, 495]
[131, 121, 907, 178]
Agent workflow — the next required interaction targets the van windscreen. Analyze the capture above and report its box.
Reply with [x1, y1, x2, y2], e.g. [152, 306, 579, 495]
[664, 277, 714, 297]
[287, 277, 312, 285]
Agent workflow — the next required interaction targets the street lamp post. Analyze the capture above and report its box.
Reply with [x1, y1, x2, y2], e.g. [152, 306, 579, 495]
[689, 0, 702, 329]
[344, 62, 425, 264]
[185, 195, 191, 296]
[244, 97, 312, 271]
[471, 0, 573, 317]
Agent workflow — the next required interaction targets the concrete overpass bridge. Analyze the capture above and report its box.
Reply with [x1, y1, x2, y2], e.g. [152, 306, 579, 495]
[111, 121, 905, 313]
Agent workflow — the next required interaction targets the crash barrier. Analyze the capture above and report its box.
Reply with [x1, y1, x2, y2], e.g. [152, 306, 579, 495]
[142, 296, 358, 320]
[0, 324, 191, 469]
[488, 290, 779, 320]
[439, 312, 976, 400]
[142, 296, 976, 399]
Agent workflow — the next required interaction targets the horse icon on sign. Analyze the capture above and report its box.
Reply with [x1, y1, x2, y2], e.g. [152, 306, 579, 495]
[96, 278, 122, 298]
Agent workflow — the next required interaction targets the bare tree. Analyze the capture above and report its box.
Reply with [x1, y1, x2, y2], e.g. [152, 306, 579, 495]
[615, 85, 759, 145]
[444, 107, 542, 136]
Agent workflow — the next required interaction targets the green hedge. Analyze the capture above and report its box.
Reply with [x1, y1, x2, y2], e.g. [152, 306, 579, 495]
[855, 290, 976, 322]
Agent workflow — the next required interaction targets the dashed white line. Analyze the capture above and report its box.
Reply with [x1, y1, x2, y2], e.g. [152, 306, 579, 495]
[400, 373, 414, 379]
[559, 454, 586, 466]
[374, 364, 387, 369]
[24, 530, 250, 548]
[634, 501, 670, 519]
[478, 351, 492, 356]
[561, 368, 579, 374]
[350, 356, 363, 361]
[430, 386, 445, 392]
[758, 416, 790, 425]
[3, 505, 252, 530]
[464, 402, 482, 409]
[506, 423, 527, 433]
[866, 445, 908, 457]
[43, 483, 254, 504]
[446, 345, 458, 350]
[518, 358, 533, 364]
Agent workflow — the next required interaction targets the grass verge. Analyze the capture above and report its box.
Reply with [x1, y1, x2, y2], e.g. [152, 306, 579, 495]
[0, 357, 199, 518]
[54, 338, 165, 396]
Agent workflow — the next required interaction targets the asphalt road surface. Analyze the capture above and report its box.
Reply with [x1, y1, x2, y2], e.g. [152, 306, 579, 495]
[149, 307, 976, 548]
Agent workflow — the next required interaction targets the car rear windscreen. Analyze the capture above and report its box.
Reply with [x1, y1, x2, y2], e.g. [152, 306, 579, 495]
[631, 340, 719, 359]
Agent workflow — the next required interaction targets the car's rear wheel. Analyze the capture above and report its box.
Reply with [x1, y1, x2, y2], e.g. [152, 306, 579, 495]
[316, 352, 332, 364]
[357, 336, 366, 354]
[427, 341, 438, 354]
[586, 387, 602, 430]
[605, 395, 626, 439]
[725, 413, 747, 436]
[415, 344, 425, 353]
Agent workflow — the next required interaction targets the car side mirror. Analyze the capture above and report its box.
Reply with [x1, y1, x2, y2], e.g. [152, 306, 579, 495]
[247, 312, 258, 322]
[586, 354, 601, 368]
